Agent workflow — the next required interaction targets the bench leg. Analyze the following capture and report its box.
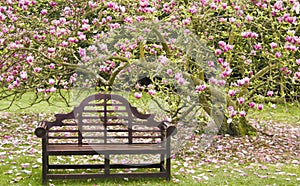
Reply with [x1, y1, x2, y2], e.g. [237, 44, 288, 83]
[42, 139, 48, 185]
[104, 154, 110, 175]
[160, 154, 165, 172]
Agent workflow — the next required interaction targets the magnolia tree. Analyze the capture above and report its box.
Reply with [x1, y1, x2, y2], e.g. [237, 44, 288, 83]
[0, 0, 300, 136]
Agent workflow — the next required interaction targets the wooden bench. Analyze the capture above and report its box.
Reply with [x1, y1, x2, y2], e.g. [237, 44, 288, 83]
[34, 93, 177, 185]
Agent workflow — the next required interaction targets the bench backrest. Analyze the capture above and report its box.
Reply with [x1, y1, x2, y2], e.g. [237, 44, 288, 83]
[47, 94, 164, 145]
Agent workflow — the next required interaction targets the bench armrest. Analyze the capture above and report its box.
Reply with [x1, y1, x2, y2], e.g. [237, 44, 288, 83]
[34, 121, 49, 138]
[160, 122, 177, 138]
[130, 106, 154, 120]
[35, 109, 76, 138]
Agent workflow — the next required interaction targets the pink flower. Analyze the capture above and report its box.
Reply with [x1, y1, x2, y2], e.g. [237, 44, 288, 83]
[40, 9, 47, 15]
[6, 76, 14, 83]
[249, 102, 255, 108]
[218, 41, 226, 48]
[124, 17, 133, 23]
[245, 15, 253, 22]
[237, 79, 245, 86]
[49, 1, 57, 6]
[253, 43, 262, 50]
[239, 111, 246, 117]
[8, 84, 13, 90]
[270, 42, 277, 49]
[228, 90, 236, 97]
[229, 17, 236, 23]
[296, 59, 300, 65]
[208, 61, 215, 67]
[221, 3, 227, 9]
[271, 104, 276, 109]
[26, 56, 34, 63]
[294, 72, 300, 80]
[158, 55, 168, 65]
[167, 69, 173, 75]
[49, 87, 56, 92]
[20, 71, 27, 80]
[34, 67, 42, 73]
[48, 47, 55, 53]
[78, 34, 86, 41]
[237, 97, 245, 104]
[78, 48, 86, 57]
[134, 92, 142, 99]
[48, 79, 55, 85]
[275, 52, 281, 58]
[49, 63, 55, 69]
[196, 84, 206, 92]
[148, 89, 156, 96]
[257, 104, 263, 110]
[215, 49, 222, 55]
[267, 91, 274, 97]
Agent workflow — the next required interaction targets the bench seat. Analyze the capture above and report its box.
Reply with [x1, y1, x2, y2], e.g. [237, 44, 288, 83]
[47, 144, 167, 155]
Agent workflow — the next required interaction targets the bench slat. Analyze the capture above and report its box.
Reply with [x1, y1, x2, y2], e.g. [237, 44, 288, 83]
[47, 144, 166, 155]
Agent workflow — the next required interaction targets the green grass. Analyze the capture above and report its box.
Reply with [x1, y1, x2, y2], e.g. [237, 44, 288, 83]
[0, 92, 299, 185]
[247, 102, 300, 126]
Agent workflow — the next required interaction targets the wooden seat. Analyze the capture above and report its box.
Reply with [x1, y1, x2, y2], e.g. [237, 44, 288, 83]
[47, 144, 167, 155]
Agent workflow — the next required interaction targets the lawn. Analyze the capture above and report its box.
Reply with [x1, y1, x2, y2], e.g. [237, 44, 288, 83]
[0, 93, 299, 185]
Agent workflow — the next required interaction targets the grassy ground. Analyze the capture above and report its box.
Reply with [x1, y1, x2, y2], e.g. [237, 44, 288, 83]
[0, 93, 299, 185]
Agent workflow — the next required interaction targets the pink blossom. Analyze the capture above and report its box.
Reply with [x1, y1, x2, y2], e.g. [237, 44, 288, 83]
[49, 1, 57, 6]
[49, 87, 56, 92]
[237, 97, 245, 104]
[134, 92, 142, 99]
[20, 71, 27, 80]
[88, 1, 97, 9]
[40, 9, 47, 15]
[48, 47, 55, 53]
[239, 111, 246, 117]
[237, 79, 245, 86]
[124, 17, 133, 23]
[148, 89, 156, 96]
[174, 73, 182, 81]
[78, 34, 86, 41]
[229, 17, 236, 23]
[294, 72, 300, 80]
[189, 5, 198, 14]
[296, 59, 300, 65]
[26, 56, 34, 63]
[221, 3, 227, 9]
[270, 42, 277, 49]
[228, 90, 236, 97]
[34, 67, 42, 73]
[196, 84, 206, 92]
[208, 61, 215, 67]
[275, 52, 281, 58]
[218, 41, 226, 48]
[6, 76, 14, 83]
[48, 79, 55, 85]
[158, 56, 168, 65]
[257, 104, 264, 110]
[49, 63, 55, 69]
[271, 104, 276, 109]
[210, 3, 217, 10]
[78, 48, 86, 57]
[167, 69, 173, 75]
[81, 23, 90, 31]
[8, 84, 13, 90]
[178, 78, 186, 85]
[249, 102, 255, 108]
[245, 15, 253, 22]
[267, 91, 274, 97]
[253, 43, 262, 50]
